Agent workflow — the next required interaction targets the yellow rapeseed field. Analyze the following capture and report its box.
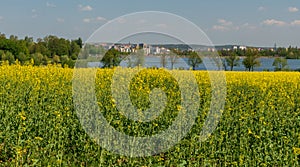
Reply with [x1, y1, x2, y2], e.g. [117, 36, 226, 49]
[0, 63, 300, 166]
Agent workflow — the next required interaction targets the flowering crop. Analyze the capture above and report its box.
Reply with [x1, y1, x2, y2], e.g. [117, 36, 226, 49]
[0, 64, 299, 166]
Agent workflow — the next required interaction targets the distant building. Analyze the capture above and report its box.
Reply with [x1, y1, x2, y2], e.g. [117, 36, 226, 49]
[137, 43, 150, 55]
[232, 45, 246, 50]
[207, 48, 216, 52]
[239, 46, 247, 50]
[153, 47, 161, 55]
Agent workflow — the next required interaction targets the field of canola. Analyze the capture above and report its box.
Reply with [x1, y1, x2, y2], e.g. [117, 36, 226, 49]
[0, 63, 300, 166]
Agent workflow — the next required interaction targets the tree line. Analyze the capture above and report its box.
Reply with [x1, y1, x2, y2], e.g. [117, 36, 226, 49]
[0, 33, 82, 67]
[218, 48, 293, 71]
[98, 48, 203, 70]
[0, 32, 297, 71]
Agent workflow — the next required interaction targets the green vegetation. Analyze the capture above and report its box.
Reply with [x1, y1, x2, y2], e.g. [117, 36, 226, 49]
[224, 51, 240, 71]
[218, 46, 300, 59]
[1, 33, 300, 71]
[242, 49, 261, 71]
[1, 64, 300, 166]
[0, 33, 82, 67]
[185, 51, 203, 70]
[273, 57, 289, 71]
[100, 49, 127, 68]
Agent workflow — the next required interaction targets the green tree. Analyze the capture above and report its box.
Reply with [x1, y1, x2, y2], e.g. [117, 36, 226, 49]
[276, 47, 288, 58]
[125, 55, 133, 68]
[101, 49, 122, 68]
[9, 35, 18, 41]
[260, 49, 275, 57]
[133, 49, 145, 67]
[242, 49, 261, 71]
[0, 33, 5, 39]
[225, 52, 240, 71]
[24, 36, 33, 44]
[0, 50, 5, 61]
[78, 46, 89, 59]
[212, 55, 226, 70]
[16, 52, 28, 64]
[52, 55, 60, 64]
[0, 37, 29, 56]
[44, 35, 70, 57]
[60, 55, 69, 64]
[62, 57, 75, 68]
[29, 42, 50, 56]
[31, 53, 44, 66]
[236, 48, 246, 57]
[160, 53, 167, 68]
[75, 37, 83, 48]
[69, 41, 81, 59]
[222, 58, 227, 71]
[286, 51, 297, 59]
[169, 50, 178, 69]
[2, 51, 15, 64]
[272, 57, 288, 71]
[187, 51, 202, 70]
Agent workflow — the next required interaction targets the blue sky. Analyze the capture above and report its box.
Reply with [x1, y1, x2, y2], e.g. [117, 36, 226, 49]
[0, 0, 299, 47]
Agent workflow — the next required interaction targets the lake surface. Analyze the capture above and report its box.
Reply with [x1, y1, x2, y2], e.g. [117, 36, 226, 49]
[87, 57, 300, 71]
[224, 57, 300, 71]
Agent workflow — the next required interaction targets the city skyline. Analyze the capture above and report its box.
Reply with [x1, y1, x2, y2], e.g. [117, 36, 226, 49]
[0, 1, 300, 47]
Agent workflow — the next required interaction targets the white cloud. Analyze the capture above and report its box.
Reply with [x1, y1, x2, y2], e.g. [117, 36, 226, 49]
[0, 16, 3, 20]
[218, 19, 232, 26]
[262, 19, 287, 26]
[288, 7, 298, 13]
[258, 6, 266, 11]
[212, 25, 229, 31]
[83, 17, 107, 23]
[46, 2, 56, 8]
[78, 5, 93, 11]
[261, 19, 300, 27]
[213, 19, 238, 31]
[291, 20, 300, 26]
[57, 18, 65, 23]
[213, 19, 257, 31]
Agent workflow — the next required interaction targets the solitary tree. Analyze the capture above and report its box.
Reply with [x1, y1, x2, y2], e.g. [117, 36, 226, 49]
[187, 51, 202, 70]
[169, 49, 179, 69]
[75, 37, 83, 48]
[133, 49, 145, 67]
[222, 58, 227, 71]
[211, 53, 225, 70]
[160, 53, 167, 68]
[125, 55, 133, 68]
[225, 52, 240, 71]
[272, 57, 288, 71]
[101, 49, 122, 68]
[242, 49, 261, 71]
